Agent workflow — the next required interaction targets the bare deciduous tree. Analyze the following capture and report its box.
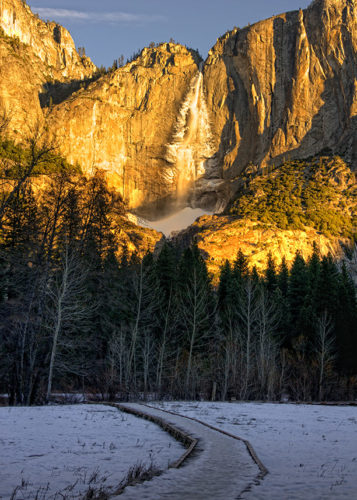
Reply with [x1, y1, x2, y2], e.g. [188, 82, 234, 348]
[179, 266, 212, 397]
[127, 260, 156, 390]
[107, 328, 128, 394]
[155, 286, 175, 394]
[237, 278, 260, 399]
[45, 246, 88, 402]
[315, 311, 335, 401]
[256, 289, 279, 399]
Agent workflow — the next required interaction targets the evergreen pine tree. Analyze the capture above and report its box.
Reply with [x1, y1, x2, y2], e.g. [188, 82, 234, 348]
[288, 251, 309, 341]
[335, 263, 357, 375]
[277, 257, 289, 297]
[315, 254, 339, 317]
[302, 244, 322, 341]
[265, 253, 277, 293]
[233, 249, 249, 284]
[154, 242, 178, 392]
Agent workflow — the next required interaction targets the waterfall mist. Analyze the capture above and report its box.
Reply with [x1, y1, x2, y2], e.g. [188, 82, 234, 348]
[132, 65, 218, 236]
[165, 64, 214, 207]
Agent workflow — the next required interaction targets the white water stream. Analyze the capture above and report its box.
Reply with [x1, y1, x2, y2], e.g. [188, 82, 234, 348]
[165, 64, 214, 204]
[130, 65, 216, 236]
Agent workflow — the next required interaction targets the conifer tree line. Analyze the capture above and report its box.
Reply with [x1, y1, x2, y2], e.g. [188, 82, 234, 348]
[0, 147, 356, 404]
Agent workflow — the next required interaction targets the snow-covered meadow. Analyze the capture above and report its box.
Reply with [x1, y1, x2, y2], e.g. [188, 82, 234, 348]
[0, 404, 184, 499]
[151, 401, 357, 499]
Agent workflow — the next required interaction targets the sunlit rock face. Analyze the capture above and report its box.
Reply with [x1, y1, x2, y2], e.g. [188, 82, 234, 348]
[0, 0, 95, 79]
[204, 0, 357, 189]
[0, 0, 96, 136]
[48, 0, 357, 216]
[47, 44, 201, 217]
[2, 0, 357, 226]
[174, 216, 347, 278]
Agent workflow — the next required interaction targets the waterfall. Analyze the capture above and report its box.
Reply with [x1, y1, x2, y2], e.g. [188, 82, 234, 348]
[166, 64, 213, 205]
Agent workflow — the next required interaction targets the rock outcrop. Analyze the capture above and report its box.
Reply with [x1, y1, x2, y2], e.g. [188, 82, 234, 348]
[174, 216, 346, 278]
[0, 0, 96, 136]
[204, 0, 357, 198]
[0, 0, 95, 79]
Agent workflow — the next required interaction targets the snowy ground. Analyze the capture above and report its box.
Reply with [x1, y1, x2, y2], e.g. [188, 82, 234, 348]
[151, 402, 357, 499]
[148, 207, 210, 236]
[0, 404, 184, 499]
[129, 207, 210, 237]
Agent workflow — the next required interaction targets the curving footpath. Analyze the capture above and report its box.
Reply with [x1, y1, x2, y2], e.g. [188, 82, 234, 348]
[113, 403, 266, 500]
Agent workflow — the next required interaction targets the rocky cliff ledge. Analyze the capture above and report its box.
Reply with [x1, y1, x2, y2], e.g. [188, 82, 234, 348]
[0, 0, 96, 136]
[175, 216, 346, 279]
[0, 0, 95, 79]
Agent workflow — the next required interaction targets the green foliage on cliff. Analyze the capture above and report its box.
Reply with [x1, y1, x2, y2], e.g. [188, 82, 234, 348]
[229, 157, 357, 239]
[0, 138, 81, 176]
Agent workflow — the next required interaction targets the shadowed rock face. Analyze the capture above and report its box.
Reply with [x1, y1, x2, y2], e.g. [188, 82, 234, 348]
[204, 0, 357, 195]
[1, 0, 357, 218]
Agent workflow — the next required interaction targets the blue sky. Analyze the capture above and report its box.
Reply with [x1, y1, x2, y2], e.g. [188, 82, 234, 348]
[28, 1, 312, 68]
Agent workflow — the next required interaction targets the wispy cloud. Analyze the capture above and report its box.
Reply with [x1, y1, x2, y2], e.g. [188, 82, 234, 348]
[33, 7, 166, 24]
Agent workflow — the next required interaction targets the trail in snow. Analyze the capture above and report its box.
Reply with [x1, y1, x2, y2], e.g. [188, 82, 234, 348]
[115, 403, 259, 500]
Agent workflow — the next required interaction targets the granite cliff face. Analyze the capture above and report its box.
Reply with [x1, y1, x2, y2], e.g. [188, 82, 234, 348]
[0, 0, 95, 78]
[0, 0, 96, 136]
[47, 44, 202, 216]
[204, 0, 357, 197]
[1, 0, 356, 235]
[44, 0, 357, 214]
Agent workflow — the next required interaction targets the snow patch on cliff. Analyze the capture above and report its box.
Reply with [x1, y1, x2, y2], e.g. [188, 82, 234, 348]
[129, 207, 210, 236]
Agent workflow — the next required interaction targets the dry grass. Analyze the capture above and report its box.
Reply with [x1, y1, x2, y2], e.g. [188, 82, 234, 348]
[10, 460, 162, 499]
